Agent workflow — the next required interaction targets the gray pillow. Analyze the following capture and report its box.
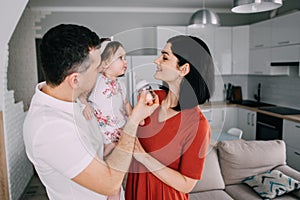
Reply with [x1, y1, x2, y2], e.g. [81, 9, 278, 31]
[218, 140, 286, 185]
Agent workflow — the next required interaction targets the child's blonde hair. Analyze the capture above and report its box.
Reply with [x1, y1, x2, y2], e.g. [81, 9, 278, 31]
[101, 41, 124, 63]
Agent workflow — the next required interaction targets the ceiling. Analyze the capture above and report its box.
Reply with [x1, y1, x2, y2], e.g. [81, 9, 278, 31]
[27, 0, 233, 13]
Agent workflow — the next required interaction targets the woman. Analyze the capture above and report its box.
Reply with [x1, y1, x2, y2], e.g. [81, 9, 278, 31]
[125, 35, 215, 200]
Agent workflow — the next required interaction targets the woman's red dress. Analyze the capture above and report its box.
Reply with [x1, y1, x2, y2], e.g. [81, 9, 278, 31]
[125, 90, 210, 200]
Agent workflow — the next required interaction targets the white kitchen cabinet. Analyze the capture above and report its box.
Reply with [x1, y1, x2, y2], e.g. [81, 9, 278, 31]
[249, 20, 272, 49]
[223, 107, 238, 132]
[283, 119, 300, 171]
[156, 26, 186, 53]
[271, 11, 300, 47]
[201, 107, 223, 130]
[271, 45, 300, 68]
[283, 120, 300, 150]
[232, 25, 250, 74]
[210, 107, 224, 130]
[249, 48, 270, 75]
[286, 145, 300, 171]
[126, 55, 162, 105]
[187, 26, 216, 58]
[214, 27, 232, 75]
[238, 108, 256, 140]
[202, 106, 238, 132]
[249, 48, 290, 76]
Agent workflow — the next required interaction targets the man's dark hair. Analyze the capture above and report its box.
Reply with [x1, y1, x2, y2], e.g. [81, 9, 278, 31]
[40, 24, 101, 86]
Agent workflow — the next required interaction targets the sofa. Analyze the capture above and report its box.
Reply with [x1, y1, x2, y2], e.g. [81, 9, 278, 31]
[189, 139, 300, 200]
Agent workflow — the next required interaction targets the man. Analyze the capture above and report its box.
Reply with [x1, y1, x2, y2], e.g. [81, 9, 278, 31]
[23, 24, 158, 200]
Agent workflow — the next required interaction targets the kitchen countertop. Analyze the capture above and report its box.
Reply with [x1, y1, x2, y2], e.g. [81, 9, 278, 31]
[201, 101, 300, 123]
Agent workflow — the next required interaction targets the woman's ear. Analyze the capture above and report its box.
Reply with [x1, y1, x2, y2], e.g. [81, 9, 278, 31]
[179, 63, 190, 77]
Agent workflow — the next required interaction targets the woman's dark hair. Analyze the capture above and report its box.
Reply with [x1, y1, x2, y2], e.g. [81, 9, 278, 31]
[166, 35, 215, 111]
[40, 24, 101, 86]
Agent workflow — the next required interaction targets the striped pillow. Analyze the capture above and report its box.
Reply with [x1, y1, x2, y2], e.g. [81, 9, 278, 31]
[243, 169, 300, 199]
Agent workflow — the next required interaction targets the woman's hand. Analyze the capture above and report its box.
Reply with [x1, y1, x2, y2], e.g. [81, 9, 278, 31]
[133, 139, 198, 193]
[82, 104, 95, 120]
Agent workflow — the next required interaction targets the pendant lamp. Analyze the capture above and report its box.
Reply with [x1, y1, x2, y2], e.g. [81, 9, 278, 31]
[189, 0, 220, 27]
[232, 0, 283, 14]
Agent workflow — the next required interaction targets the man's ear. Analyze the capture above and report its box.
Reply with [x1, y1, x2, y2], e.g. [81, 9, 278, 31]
[179, 63, 190, 77]
[66, 72, 80, 89]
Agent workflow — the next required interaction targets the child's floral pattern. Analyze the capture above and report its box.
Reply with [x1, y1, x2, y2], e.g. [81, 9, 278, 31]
[104, 129, 121, 143]
[94, 109, 121, 142]
[102, 78, 122, 98]
[89, 74, 128, 144]
[94, 109, 117, 127]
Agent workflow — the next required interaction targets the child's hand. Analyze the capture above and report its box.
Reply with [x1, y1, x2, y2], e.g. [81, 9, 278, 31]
[139, 119, 145, 126]
[82, 104, 95, 120]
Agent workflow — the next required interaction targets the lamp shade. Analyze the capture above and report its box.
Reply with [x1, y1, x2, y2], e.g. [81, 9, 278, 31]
[232, 0, 283, 14]
[189, 9, 220, 27]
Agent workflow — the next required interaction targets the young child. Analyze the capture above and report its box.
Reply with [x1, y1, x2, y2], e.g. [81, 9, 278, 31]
[79, 39, 131, 200]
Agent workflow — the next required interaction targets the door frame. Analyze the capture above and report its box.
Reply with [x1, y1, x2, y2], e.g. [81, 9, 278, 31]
[0, 112, 9, 200]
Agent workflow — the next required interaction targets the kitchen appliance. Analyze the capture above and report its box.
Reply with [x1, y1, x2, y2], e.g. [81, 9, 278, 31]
[259, 106, 300, 115]
[256, 112, 282, 140]
[270, 45, 300, 67]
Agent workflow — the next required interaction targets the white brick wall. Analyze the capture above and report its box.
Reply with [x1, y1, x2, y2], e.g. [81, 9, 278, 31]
[8, 8, 38, 111]
[3, 91, 33, 200]
[3, 7, 37, 200]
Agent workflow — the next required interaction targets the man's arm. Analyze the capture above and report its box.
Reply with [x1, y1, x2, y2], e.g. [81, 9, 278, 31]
[72, 125, 137, 196]
[72, 91, 159, 195]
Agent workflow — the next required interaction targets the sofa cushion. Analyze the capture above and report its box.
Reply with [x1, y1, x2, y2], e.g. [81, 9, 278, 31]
[189, 190, 233, 200]
[191, 147, 225, 192]
[226, 184, 265, 200]
[243, 169, 300, 199]
[275, 165, 300, 199]
[225, 184, 299, 200]
[218, 140, 286, 185]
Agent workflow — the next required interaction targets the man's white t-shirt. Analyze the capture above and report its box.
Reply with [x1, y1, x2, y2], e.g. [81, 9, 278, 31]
[23, 82, 106, 200]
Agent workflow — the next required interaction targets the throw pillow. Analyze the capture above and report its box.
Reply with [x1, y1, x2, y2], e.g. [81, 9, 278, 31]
[243, 169, 300, 199]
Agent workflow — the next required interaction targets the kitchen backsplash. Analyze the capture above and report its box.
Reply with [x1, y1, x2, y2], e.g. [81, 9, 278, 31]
[248, 67, 300, 109]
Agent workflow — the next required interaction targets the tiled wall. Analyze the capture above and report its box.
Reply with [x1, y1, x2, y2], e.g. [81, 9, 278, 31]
[8, 9, 38, 111]
[248, 67, 300, 109]
[3, 8, 37, 200]
[3, 91, 33, 200]
[223, 75, 249, 100]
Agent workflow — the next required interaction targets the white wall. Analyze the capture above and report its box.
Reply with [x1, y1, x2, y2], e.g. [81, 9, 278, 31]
[8, 8, 39, 111]
[0, 0, 28, 111]
[0, 1, 35, 200]
[5, 8, 38, 200]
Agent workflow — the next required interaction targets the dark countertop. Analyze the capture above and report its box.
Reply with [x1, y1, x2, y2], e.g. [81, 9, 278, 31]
[201, 101, 300, 123]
